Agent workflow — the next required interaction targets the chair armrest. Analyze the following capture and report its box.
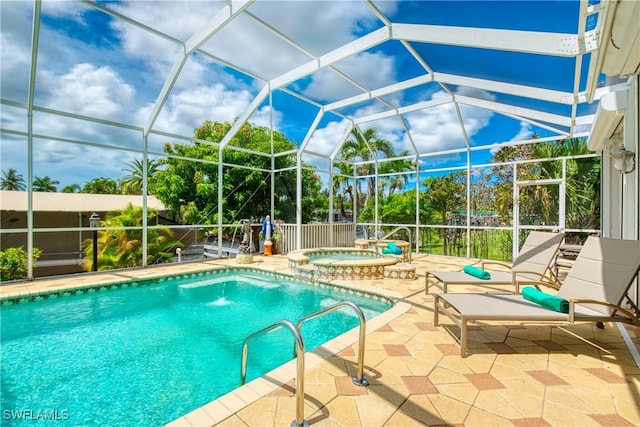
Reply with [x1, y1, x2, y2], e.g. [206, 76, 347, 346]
[515, 278, 561, 293]
[511, 269, 561, 287]
[568, 299, 640, 326]
[481, 260, 511, 270]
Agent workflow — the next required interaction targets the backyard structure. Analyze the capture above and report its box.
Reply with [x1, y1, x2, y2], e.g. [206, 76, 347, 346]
[0, 0, 637, 306]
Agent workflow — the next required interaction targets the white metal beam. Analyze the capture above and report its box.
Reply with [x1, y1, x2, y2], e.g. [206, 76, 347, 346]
[219, 84, 271, 149]
[353, 97, 453, 125]
[324, 75, 432, 111]
[353, 109, 398, 124]
[298, 109, 324, 152]
[270, 27, 390, 89]
[324, 71, 586, 118]
[453, 102, 471, 149]
[330, 122, 355, 161]
[435, 72, 585, 104]
[501, 112, 572, 137]
[392, 23, 588, 57]
[144, 1, 253, 136]
[456, 95, 572, 127]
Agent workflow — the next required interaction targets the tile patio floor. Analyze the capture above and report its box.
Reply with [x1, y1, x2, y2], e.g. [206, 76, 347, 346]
[2, 253, 639, 426]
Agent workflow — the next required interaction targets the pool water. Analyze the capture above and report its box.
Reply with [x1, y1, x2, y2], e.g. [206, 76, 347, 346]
[308, 252, 382, 263]
[0, 270, 390, 426]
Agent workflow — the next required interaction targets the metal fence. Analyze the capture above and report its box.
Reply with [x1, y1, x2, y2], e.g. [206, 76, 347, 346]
[276, 223, 357, 254]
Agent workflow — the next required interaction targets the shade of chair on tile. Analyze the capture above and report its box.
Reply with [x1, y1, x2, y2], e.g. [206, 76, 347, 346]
[433, 236, 640, 357]
[425, 231, 565, 294]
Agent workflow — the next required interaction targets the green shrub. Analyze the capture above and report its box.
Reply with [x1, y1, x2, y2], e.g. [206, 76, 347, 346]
[0, 247, 42, 282]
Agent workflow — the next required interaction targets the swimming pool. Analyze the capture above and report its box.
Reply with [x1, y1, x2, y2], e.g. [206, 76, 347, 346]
[0, 268, 392, 426]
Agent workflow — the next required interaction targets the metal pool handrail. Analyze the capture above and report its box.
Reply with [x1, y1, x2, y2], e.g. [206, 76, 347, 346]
[240, 319, 307, 427]
[375, 225, 412, 264]
[240, 302, 368, 426]
[296, 301, 369, 386]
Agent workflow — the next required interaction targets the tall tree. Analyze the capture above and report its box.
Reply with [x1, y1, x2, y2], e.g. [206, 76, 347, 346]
[533, 138, 600, 231]
[341, 128, 395, 210]
[422, 172, 466, 254]
[0, 169, 26, 191]
[81, 177, 119, 194]
[332, 161, 355, 219]
[490, 141, 536, 220]
[151, 120, 327, 224]
[32, 176, 59, 192]
[121, 159, 159, 195]
[489, 137, 599, 232]
[340, 128, 412, 214]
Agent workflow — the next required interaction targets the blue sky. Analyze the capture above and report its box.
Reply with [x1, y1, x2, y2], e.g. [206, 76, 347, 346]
[1, 0, 600, 190]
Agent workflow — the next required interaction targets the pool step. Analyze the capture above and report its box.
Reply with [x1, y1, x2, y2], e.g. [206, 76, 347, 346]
[384, 263, 417, 280]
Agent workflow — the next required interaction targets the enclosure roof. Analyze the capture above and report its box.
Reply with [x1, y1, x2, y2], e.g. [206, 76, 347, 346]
[1, 1, 638, 186]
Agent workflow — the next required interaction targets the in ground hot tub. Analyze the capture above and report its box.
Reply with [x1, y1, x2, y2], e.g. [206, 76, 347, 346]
[288, 248, 398, 281]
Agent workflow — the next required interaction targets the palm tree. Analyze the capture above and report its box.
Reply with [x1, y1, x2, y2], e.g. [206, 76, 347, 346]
[32, 176, 59, 192]
[81, 177, 119, 194]
[61, 184, 81, 193]
[387, 175, 407, 197]
[532, 138, 600, 232]
[341, 127, 395, 210]
[380, 154, 412, 197]
[0, 169, 26, 191]
[332, 161, 355, 219]
[121, 159, 159, 195]
[82, 203, 183, 271]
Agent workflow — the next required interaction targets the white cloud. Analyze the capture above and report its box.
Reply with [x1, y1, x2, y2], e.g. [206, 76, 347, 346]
[0, 2, 35, 101]
[338, 52, 397, 90]
[301, 51, 397, 102]
[305, 120, 351, 159]
[247, 1, 387, 55]
[146, 83, 275, 135]
[509, 122, 534, 143]
[31, 141, 141, 188]
[41, 0, 86, 19]
[401, 88, 496, 154]
[43, 63, 135, 119]
[0, 0, 509, 189]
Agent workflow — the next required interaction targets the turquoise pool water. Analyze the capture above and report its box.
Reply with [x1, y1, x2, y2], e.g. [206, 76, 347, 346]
[0, 269, 391, 426]
[307, 251, 382, 263]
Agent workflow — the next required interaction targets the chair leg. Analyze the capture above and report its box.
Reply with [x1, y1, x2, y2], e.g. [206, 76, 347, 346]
[433, 294, 440, 326]
[460, 317, 468, 357]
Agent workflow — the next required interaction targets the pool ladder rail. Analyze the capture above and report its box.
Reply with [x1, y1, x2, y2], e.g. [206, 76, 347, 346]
[374, 225, 412, 264]
[240, 301, 368, 427]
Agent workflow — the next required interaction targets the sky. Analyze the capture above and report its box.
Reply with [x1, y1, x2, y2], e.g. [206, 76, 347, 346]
[0, 0, 601, 191]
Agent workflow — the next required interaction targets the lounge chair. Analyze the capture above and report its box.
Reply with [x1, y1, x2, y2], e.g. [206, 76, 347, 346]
[426, 231, 565, 294]
[433, 236, 640, 357]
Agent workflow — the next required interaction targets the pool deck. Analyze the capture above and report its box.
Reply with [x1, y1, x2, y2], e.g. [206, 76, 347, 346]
[2, 253, 639, 426]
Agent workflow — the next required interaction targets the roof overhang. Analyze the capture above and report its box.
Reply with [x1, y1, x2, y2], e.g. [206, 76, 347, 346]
[600, 0, 640, 77]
